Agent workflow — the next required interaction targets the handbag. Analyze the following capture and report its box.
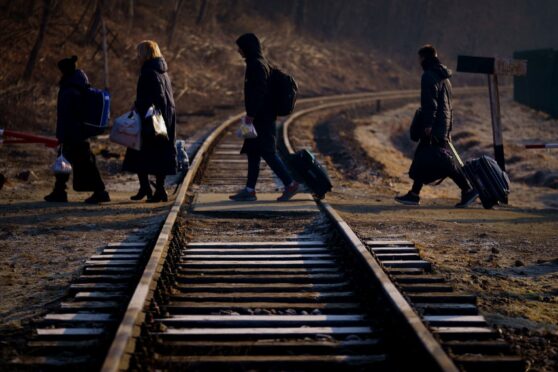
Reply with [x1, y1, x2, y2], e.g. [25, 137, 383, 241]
[145, 105, 168, 140]
[110, 111, 142, 150]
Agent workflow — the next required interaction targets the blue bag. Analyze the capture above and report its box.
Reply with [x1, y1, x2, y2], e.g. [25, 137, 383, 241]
[81, 88, 110, 138]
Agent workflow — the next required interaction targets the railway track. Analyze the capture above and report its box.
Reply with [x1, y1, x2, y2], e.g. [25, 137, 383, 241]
[12, 88, 523, 371]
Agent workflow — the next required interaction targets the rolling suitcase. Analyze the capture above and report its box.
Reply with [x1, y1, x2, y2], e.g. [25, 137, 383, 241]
[289, 149, 332, 199]
[448, 142, 510, 209]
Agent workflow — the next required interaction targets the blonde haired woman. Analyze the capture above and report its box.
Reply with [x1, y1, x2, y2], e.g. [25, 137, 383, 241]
[123, 40, 176, 202]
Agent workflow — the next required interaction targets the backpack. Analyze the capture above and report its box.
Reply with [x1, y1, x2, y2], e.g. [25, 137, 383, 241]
[269, 67, 298, 116]
[81, 88, 110, 138]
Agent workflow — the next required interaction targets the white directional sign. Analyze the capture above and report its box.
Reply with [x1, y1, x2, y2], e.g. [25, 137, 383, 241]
[494, 58, 527, 76]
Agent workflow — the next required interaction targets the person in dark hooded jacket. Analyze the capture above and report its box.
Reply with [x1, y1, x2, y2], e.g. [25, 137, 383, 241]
[395, 45, 478, 207]
[44, 55, 110, 204]
[122, 40, 176, 203]
[229, 33, 299, 202]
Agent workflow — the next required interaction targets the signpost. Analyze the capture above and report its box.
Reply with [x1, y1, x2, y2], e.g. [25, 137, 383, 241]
[457, 56, 528, 171]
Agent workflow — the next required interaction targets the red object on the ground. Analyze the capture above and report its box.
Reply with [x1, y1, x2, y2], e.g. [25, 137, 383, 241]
[0, 128, 59, 148]
[525, 143, 558, 149]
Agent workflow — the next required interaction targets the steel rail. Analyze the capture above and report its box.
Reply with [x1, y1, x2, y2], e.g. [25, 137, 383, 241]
[281, 93, 461, 372]
[101, 113, 243, 372]
[101, 87, 484, 371]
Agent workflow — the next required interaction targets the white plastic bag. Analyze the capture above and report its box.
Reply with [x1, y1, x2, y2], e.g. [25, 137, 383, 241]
[110, 111, 142, 150]
[146, 105, 168, 139]
[52, 154, 72, 175]
[236, 116, 258, 139]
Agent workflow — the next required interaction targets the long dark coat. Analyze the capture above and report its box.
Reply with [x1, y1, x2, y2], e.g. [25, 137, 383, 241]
[409, 57, 460, 184]
[56, 69, 89, 143]
[420, 57, 453, 142]
[56, 69, 104, 192]
[123, 57, 177, 175]
[236, 33, 277, 155]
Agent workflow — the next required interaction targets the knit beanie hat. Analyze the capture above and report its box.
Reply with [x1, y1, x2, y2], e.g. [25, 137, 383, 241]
[57, 55, 78, 76]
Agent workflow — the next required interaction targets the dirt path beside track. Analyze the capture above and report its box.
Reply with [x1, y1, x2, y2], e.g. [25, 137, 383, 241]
[290, 94, 558, 371]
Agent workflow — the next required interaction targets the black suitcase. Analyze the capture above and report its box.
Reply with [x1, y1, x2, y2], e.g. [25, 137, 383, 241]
[289, 149, 333, 199]
[449, 142, 510, 209]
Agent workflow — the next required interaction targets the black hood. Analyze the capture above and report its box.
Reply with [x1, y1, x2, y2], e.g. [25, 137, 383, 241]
[236, 33, 263, 60]
[422, 56, 452, 79]
[142, 57, 168, 74]
[60, 69, 89, 88]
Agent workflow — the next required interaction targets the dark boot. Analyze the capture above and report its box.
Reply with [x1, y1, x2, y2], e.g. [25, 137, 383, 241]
[85, 190, 111, 204]
[44, 190, 68, 202]
[45, 174, 69, 202]
[147, 175, 168, 203]
[131, 188, 152, 201]
[455, 188, 479, 208]
[131, 173, 152, 201]
[394, 191, 420, 206]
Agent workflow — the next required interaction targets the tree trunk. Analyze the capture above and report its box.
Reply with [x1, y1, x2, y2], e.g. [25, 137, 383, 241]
[22, 0, 52, 81]
[196, 0, 207, 25]
[127, 0, 134, 31]
[167, 0, 185, 47]
[85, 0, 103, 43]
[26, 0, 36, 17]
[101, 17, 109, 89]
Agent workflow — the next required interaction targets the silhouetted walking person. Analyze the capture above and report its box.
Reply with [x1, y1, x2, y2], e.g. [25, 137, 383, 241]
[44, 56, 110, 204]
[229, 33, 299, 202]
[123, 40, 176, 203]
[395, 45, 478, 207]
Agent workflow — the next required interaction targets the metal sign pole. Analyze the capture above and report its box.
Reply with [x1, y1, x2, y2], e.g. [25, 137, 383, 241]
[487, 74, 505, 171]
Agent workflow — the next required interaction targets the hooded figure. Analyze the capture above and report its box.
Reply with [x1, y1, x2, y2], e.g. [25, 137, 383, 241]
[123, 41, 177, 203]
[236, 33, 277, 154]
[229, 33, 299, 202]
[420, 55, 453, 143]
[56, 66, 89, 143]
[395, 46, 477, 208]
[44, 56, 110, 204]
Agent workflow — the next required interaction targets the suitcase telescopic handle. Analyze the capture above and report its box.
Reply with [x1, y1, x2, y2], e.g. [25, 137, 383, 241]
[448, 141, 465, 168]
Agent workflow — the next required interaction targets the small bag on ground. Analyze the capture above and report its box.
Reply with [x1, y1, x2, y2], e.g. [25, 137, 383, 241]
[289, 149, 332, 199]
[110, 111, 142, 150]
[176, 139, 190, 172]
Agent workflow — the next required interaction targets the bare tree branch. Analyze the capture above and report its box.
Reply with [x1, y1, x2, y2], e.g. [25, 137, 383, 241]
[167, 0, 185, 47]
[22, 0, 53, 81]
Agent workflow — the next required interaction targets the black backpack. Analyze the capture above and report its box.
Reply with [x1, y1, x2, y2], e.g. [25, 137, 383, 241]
[269, 67, 298, 116]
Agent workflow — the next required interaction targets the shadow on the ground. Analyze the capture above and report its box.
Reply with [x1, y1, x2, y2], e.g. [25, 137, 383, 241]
[331, 201, 558, 225]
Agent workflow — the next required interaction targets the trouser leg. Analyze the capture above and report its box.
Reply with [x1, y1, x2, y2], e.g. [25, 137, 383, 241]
[246, 152, 261, 189]
[260, 152, 293, 188]
[411, 181, 423, 195]
[88, 152, 106, 192]
[155, 174, 165, 190]
[54, 173, 70, 192]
